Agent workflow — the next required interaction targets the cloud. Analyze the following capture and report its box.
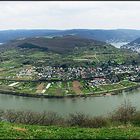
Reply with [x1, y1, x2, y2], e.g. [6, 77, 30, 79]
[0, 1, 140, 30]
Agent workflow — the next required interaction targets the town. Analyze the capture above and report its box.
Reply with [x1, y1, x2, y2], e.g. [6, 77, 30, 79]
[0, 64, 140, 97]
[13, 64, 140, 83]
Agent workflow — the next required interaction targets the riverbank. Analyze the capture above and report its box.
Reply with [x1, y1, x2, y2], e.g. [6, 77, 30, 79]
[0, 122, 140, 139]
[94, 84, 140, 96]
[0, 82, 139, 99]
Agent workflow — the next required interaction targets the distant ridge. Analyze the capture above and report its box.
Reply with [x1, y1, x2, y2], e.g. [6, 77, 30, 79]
[1, 29, 140, 43]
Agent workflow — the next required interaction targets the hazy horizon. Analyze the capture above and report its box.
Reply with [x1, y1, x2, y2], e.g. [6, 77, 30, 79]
[1, 28, 140, 31]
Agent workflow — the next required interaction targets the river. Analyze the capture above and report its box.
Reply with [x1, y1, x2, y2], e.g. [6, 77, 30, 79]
[0, 88, 140, 117]
[110, 42, 129, 48]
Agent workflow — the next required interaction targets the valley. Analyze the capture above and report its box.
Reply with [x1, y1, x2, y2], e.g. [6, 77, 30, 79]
[2, 1, 140, 139]
[0, 36, 140, 97]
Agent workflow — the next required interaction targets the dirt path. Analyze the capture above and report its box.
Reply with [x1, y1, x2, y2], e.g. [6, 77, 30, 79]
[36, 83, 44, 94]
[72, 81, 82, 94]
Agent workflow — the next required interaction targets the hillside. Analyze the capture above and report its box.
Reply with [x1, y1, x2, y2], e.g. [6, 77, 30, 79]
[121, 37, 140, 53]
[0, 35, 116, 54]
[0, 122, 140, 139]
[0, 29, 140, 43]
[0, 35, 139, 68]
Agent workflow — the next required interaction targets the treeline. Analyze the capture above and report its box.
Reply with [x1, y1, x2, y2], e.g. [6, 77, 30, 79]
[0, 101, 140, 128]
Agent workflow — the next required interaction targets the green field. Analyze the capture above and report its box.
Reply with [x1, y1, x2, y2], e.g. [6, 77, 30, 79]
[0, 122, 140, 139]
[0, 79, 139, 96]
[45, 82, 73, 96]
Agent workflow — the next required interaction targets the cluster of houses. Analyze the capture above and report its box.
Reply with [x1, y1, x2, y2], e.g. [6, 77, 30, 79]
[88, 77, 108, 86]
[106, 65, 139, 74]
[37, 66, 99, 80]
[15, 65, 140, 83]
[16, 66, 37, 78]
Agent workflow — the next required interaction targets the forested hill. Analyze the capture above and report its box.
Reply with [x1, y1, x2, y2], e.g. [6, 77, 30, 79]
[0, 35, 117, 54]
[0, 29, 140, 43]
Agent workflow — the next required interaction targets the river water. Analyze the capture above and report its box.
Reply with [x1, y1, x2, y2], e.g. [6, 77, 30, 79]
[110, 42, 129, 48]
[0, 88, 140, 117]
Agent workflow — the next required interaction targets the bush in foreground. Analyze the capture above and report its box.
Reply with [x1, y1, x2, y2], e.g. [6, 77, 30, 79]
[1, 100, 140, 128]
[110, 100, 136, 124]
[67, 113, 108, 128]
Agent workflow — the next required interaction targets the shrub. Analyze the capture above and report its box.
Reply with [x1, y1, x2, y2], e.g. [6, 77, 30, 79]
[67, 113, 108, 128]
[131, 111, 140, 126]
[0, 109, 4, 121]
[88, 116, 108, 128]
[3, 110, 65, 126]
[41, 111, 65, 126]
[67, 112, 89, 127]
[110, 100, 136, 124]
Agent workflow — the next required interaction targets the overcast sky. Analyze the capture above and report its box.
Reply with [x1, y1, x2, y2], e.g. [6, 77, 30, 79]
[0, 1, 140, 30]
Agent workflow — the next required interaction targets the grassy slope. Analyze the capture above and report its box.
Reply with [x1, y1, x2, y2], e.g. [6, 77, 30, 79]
[0, 122, 140, 139]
